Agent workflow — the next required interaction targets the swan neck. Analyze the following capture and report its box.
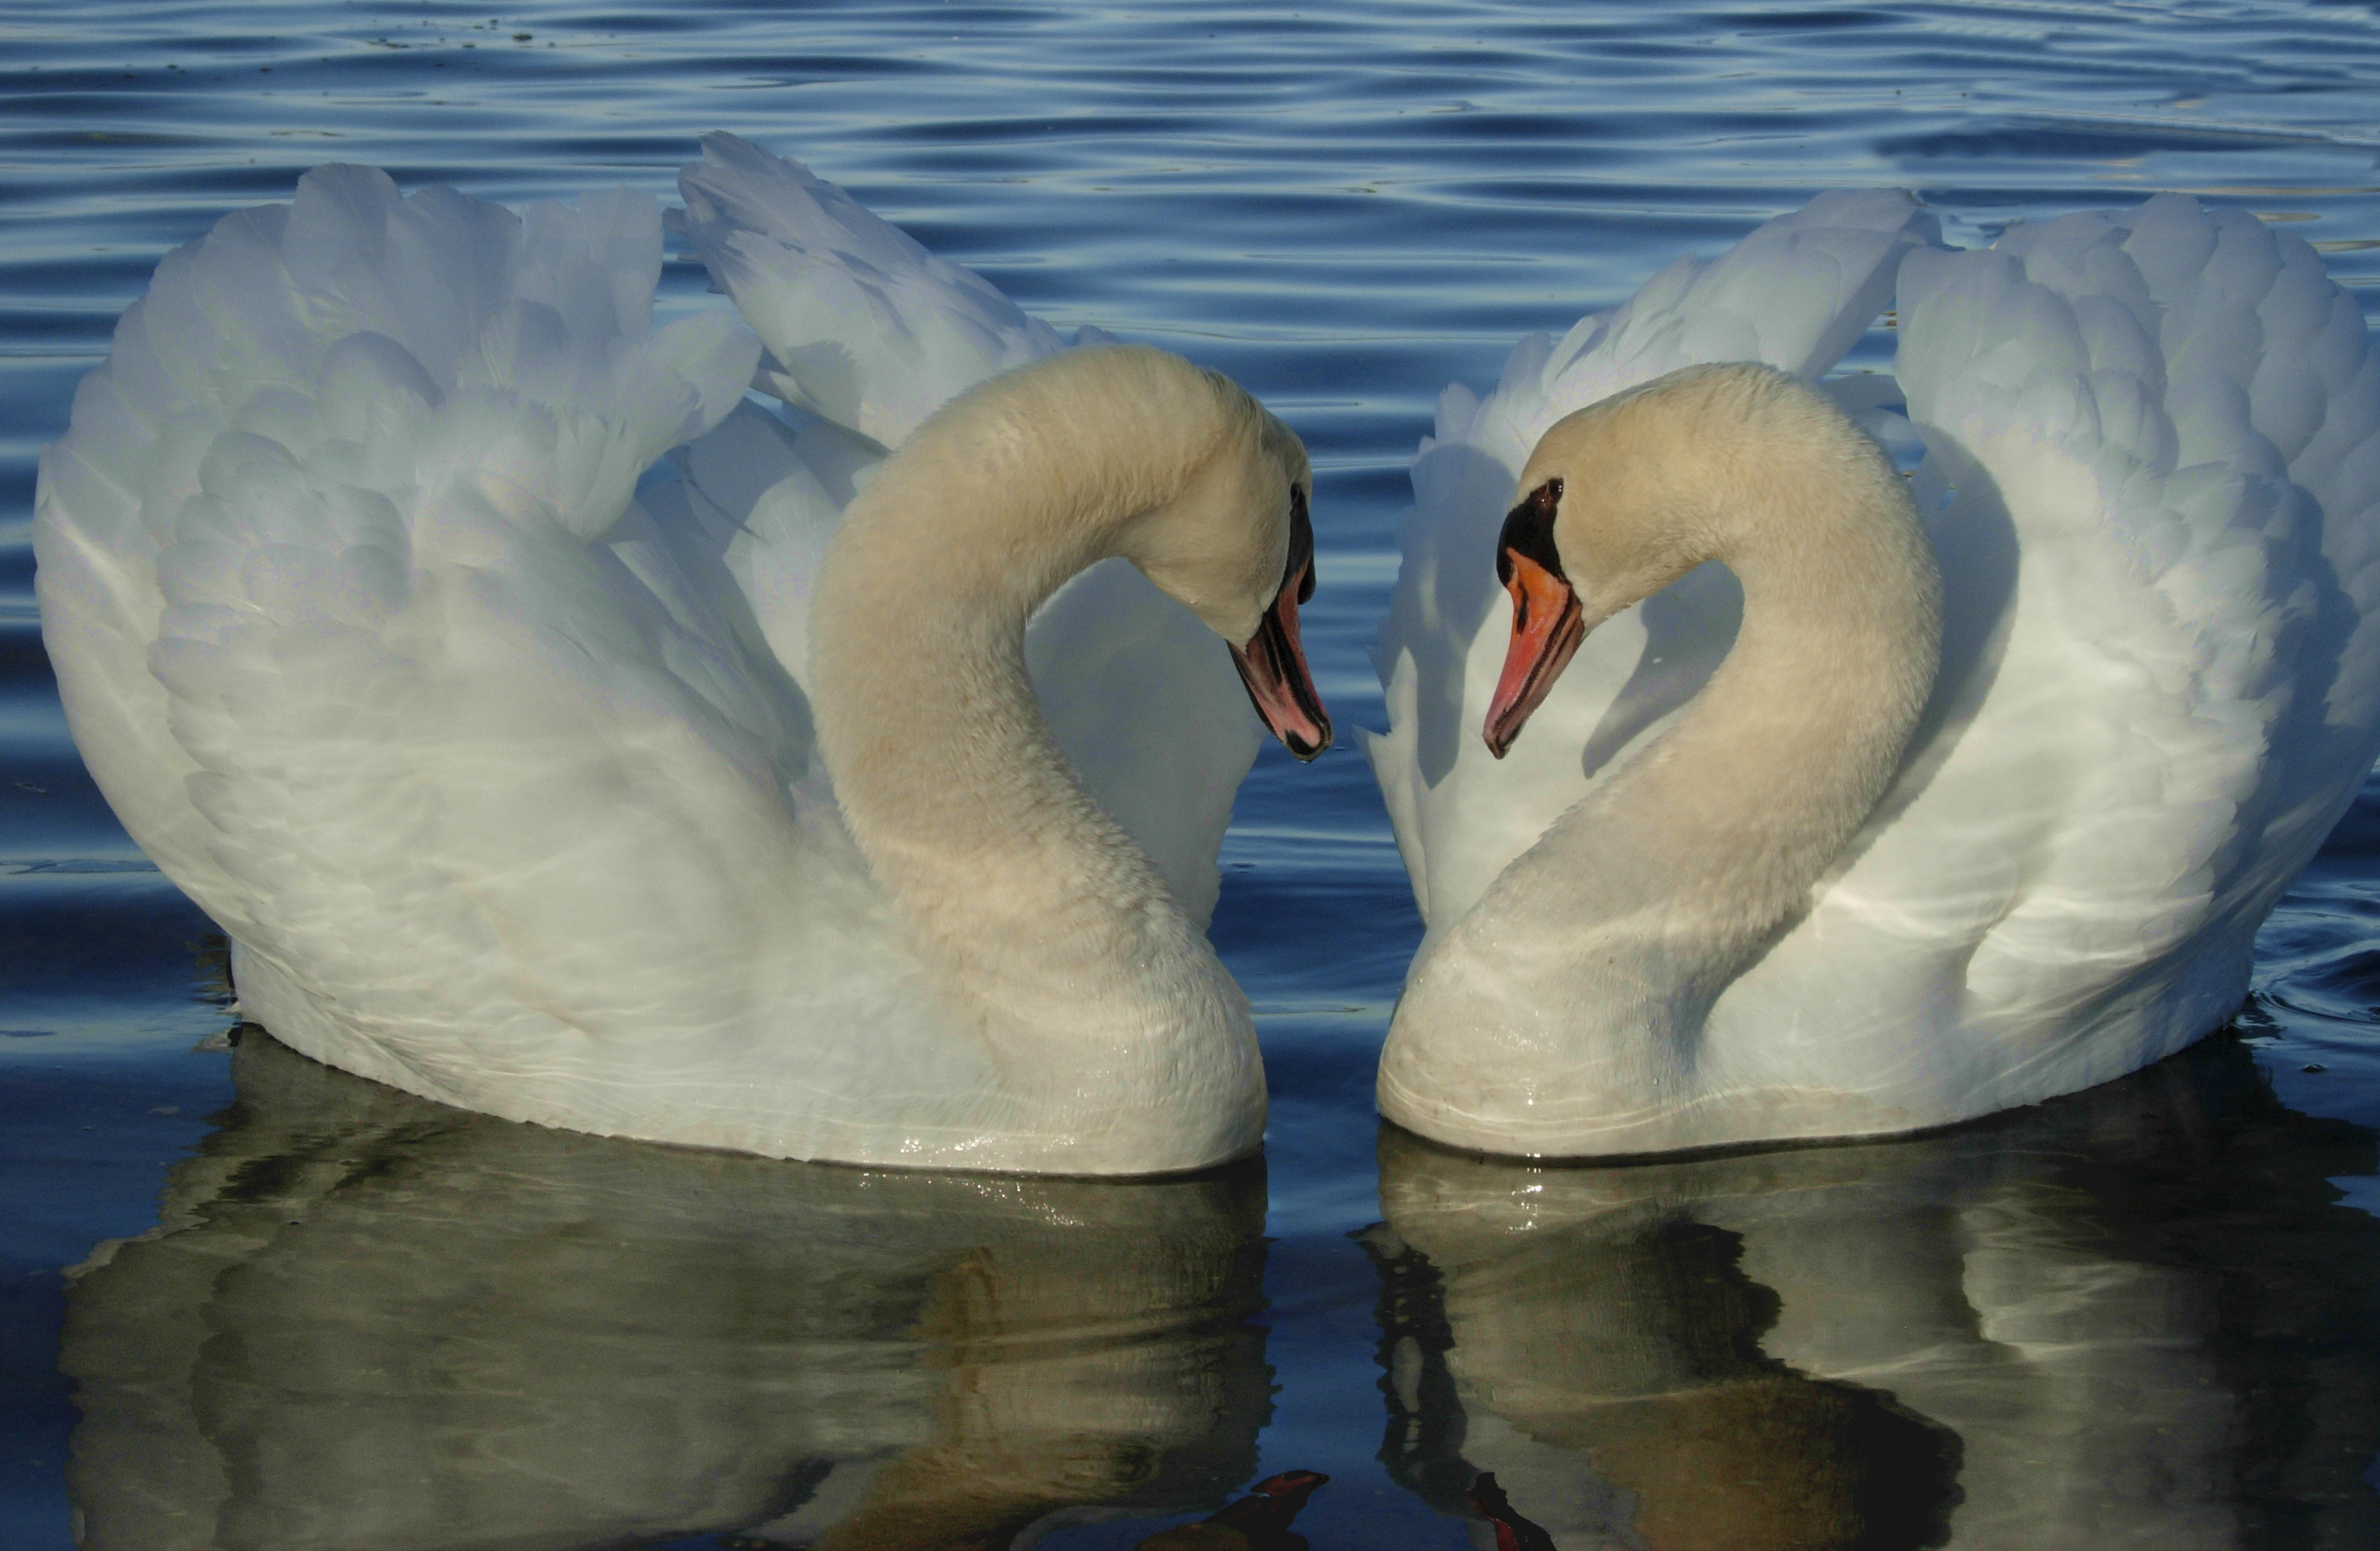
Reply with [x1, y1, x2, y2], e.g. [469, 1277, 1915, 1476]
[1539, 396, 1941, 986]
[806, 348, 1253, 1041]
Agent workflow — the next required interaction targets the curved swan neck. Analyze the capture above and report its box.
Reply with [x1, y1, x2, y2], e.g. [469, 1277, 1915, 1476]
[806, 347, 1265, 1039]
[1557, 370, 1940, 934]
[1381, 368, 1942, 1154]
[1446, 369, 1940, 1036]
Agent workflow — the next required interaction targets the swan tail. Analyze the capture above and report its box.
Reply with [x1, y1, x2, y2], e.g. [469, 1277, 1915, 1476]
[673, 133, 1066, 449]
[1370, 191, 1942, 929]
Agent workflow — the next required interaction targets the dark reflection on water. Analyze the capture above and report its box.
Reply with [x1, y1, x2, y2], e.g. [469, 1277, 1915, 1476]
[1369, 1220, 1963, 1551]
[1368, 1037, 2380, 1550]
[63, 1034, 1270, 1551]
[69, 1029, 2380, 1551]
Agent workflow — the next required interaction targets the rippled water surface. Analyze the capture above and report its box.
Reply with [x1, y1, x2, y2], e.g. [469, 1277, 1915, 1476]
[12, 2, 2380, 1547]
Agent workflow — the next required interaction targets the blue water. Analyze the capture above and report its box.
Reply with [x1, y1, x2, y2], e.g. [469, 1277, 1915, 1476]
[12, 2, 2380, 1546]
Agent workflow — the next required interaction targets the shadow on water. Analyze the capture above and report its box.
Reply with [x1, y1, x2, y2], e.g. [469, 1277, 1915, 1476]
[61, 1032, 1273, 1551]
[1364, 1033, 2380, 1550]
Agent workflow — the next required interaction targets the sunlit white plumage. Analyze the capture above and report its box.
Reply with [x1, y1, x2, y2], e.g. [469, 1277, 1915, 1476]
[34, 135, 1318, 1175]
[1365, 191, 2380, 1155]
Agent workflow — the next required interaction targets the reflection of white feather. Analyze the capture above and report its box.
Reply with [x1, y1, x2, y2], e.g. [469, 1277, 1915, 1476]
[64, 1034, 1269, 1551]
[1368, 192, 2380, 1151]
[34, 139, 1271, 1173]
[1374, 1051, 2376, 1550]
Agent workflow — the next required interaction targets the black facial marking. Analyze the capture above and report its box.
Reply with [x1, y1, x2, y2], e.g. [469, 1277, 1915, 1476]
[1494, 478, 1565, 587]
[1289, 484, 1316, 604]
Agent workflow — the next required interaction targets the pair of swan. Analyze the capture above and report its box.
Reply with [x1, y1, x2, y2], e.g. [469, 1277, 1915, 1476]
[37, 137, 2380, 1173]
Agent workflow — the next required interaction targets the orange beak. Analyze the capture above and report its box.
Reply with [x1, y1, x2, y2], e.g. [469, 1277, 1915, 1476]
[1482, 547, 1584, 759]
[1229, 489, 1332, 762]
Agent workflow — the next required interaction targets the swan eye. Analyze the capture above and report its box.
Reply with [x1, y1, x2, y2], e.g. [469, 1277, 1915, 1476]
[1495, 479, 1567, 587]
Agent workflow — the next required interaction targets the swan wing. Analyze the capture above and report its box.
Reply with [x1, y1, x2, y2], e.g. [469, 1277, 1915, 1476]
[672, 132, 1068, 450]
[1367, 191, 1942, 930]
[669, 137, 1258, 928]
[1720, 195, 2380, 1104]
[1025, 558, 1259, 929]
[26, 168, 930, 1108]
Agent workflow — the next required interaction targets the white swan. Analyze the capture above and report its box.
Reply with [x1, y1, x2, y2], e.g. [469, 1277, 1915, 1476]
[1366, 191, 2380, 1156]
[34, 136, 1330, 1175]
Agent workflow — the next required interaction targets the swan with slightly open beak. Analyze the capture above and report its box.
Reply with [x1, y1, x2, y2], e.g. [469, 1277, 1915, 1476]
[1229, 487, 1333, 761]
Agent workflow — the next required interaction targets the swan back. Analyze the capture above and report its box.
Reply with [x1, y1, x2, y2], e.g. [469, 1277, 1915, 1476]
[34, 168, 955, 1152]
[1365, 191, 1941, 932]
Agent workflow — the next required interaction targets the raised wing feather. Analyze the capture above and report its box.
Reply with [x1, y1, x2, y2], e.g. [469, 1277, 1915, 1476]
[672, 133, 1069, 449]
[30, 167, 871, 1101]
[1365, 191, 1942, 931]
[1719, 196, 2380, 1101]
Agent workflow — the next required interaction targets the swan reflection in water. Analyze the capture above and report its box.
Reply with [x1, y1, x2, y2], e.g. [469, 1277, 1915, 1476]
[1368, 1034, 2380, 1550]
[62, 1030, 1270, 1551]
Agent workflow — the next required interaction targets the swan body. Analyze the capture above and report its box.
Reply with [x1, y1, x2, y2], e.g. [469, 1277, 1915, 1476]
[1367, 191, 2380, 1156]
[36, 137, 1327, 1175]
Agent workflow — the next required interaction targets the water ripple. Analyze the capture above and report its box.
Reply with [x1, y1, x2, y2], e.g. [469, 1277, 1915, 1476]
[9, 1, 2380, 1546]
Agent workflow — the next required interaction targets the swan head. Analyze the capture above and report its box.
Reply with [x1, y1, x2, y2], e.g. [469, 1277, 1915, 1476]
[1111, 359, 1332, 762]
[1482, 362, 1883, 757]
[1222, 482, 1332, 762]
